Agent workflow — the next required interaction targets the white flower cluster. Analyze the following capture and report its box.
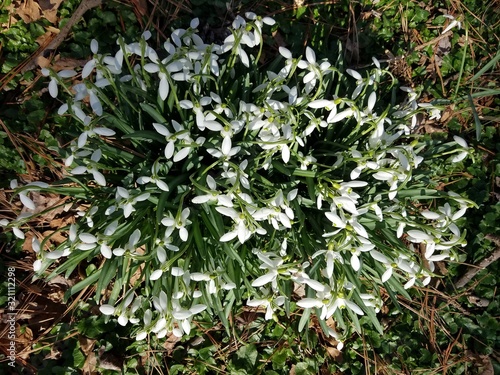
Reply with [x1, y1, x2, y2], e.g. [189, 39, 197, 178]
[4, 13, 474, 345]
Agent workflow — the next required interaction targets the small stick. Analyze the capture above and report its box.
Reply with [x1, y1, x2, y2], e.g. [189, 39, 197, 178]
[455, 234, 500, 289]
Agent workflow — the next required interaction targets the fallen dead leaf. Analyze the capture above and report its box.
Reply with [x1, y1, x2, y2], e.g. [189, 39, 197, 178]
[326, 346, 342, 361]
[34, 55, 51, 69]
[82, 352, 98, 375]
[424, 123, 445, 134]
[42, 230, 68, 246]
[79, 335, 97, 356]
[35, 26, 59, 47]
[15, 0, 42, 23]
[163, 332, 182, 355]
[38, 0, 64, 24]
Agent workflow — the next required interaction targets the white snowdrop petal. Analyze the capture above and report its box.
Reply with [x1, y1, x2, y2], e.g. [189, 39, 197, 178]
[153, 123, 169, 136]
[79, 233, 97, 243]
[279, 47, 292, 59]
[92, 170, 107, 186]
[159, 77, 169, 100]
[453, 135, 468, 148]
[346, 300, 364, 315]
[381, 268, 392, 283]
[305, 47, 316, 64]
[222, 136, 232, 156]
[48, 79, 58, 98]
[174, 147, 190, 162]
[297, 298, 322, 308]
[351, 254, 360, 271]
[251, 271, 276, 287]
[82, 60, 96, 79]
[421, 211, 441, 220]
[303, 278, 325, 292]
[45, 250, 64, 260]
[58, 69, 77, 78]
[13, 227, 25, 239]
[156, 180, 169, 192]
[150, 269, 163, 280]
[100, 304, 115, 315]
[19, 193, 36, 210]
[90, 39, 99, 54]
[33, 259, 42, 272]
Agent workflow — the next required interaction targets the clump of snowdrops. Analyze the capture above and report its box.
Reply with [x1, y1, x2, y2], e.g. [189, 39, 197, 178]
[4, 13, 474, 345]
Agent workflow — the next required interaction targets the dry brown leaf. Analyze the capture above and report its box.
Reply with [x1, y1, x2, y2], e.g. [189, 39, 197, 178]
[326, 346, 342, 360]
[49, 215, 75, 229]
[82, 352, 98, 375]
[42, 230, 67, 245]
[163, 332, 182, 354]
[424, 124, 445, 134]
[16, 0, 42, 23]
[79, 335, 97, 356]
[22, 232, 35, 253]
[35, 55, 51, 69]
[38, 0, 64, 24]
[35, 26, 59, 46]
[52, 57, 87, 71]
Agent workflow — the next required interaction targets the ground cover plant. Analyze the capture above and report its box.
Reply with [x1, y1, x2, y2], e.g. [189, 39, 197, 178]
[0, 0, 499, 374]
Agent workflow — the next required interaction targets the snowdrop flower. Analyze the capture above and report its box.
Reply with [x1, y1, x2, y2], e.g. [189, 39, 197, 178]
[153, 121, 193, 162]
[418, 102, 441, 120]
[192, 175, 234, 207]
[278, 47, 295, 78]
[110, 187, 150, 218]
[190, 268, 236, 295]
[251, 251, 293, 291]
[71, 149, 107, 186]
[297, 286, 364, 320]
[372, 169, 407, 200]
[10, 179, 36, 212]
[297, 46, 331, 93]
[171, 303, 207, 337]
[135, 308, 153, 341]
[150, 229, 180, 280]
[297, 152, 317, 170]
[76, 124, 116, 149]
[442, 14, 462, 34]
[247, 293, 285, 320]
[161, 208, 191, 242]
[312, 246, 344, 279]
[0, 217, 24, 240]
[116, 293, 141, 326]
[113, 229, 142, 257]
[346, 68, 373, 100]
[216, 206, 265, 244]
[450, 135, 469, 163]
[41, 68, 77, 98]
[136, 162, 169, 191]
[360, 293, 383, 313]
[82, 39, 100, 78]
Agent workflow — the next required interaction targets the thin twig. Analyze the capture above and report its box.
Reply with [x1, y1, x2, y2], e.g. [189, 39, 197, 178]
[455, 234, 500, 289]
